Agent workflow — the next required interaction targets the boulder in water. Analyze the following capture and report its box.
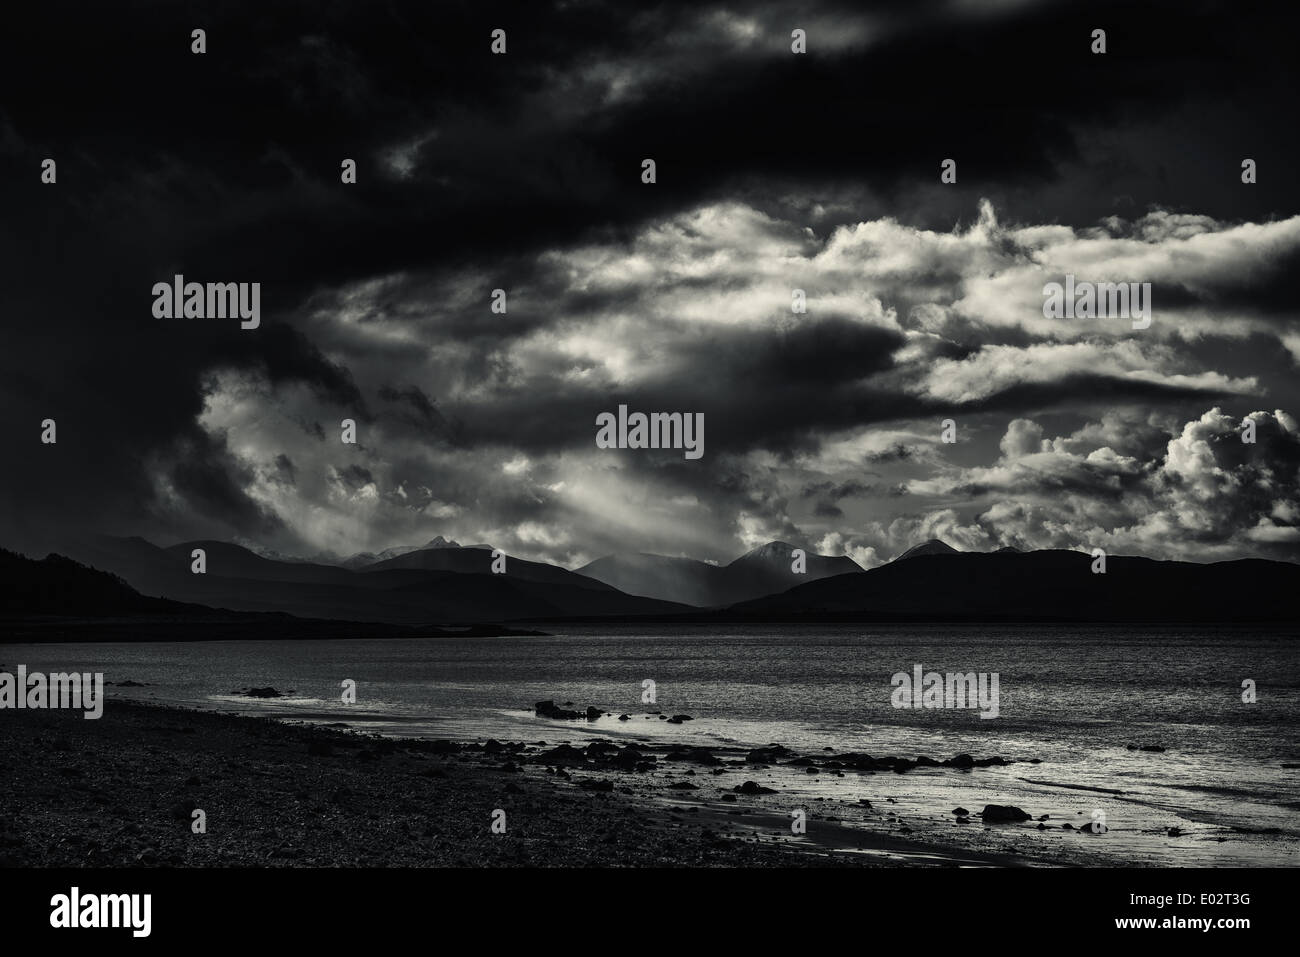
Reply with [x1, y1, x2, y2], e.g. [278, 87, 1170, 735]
[535, 700, 582, 720]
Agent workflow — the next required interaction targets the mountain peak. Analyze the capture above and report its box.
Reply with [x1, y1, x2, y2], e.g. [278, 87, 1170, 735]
[894, 539, 959, 561]
[424, 536, 461, 549]
[736, 540, 798, 560]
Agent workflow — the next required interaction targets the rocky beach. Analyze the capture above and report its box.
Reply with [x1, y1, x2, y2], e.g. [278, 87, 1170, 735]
[0, 697, 1083, 868]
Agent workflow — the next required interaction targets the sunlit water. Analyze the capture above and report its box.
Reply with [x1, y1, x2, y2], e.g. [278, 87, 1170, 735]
[5, 623, 1297, 866]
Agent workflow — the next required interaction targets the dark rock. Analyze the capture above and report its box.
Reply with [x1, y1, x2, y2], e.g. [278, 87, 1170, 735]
[585, 706, 602, 721]
[981, 804, 1032, 823]
[537, 744, 588, 766]
[733, 781, 777, 795]
[665, 747, 721, 766]
[608, 746, 653, 771]
[535, 700, 583, 720]
[951, 807, 969, 816]
[244, 687, 283, 698]
[828, 752, 875, 769]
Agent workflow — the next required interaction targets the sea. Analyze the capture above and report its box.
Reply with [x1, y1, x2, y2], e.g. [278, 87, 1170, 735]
[5, 623, 1297, 866]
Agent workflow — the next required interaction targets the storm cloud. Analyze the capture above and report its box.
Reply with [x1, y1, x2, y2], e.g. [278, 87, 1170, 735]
[2, 0, 1297, 566]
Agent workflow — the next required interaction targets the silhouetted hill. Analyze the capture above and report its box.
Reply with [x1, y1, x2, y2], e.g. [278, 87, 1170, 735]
[725, 549, 1300, 622]
[577, 540, 862, 607]
[58, 536, 687, 624]
[364, 542, 605, 589]
[0, 548, 187, 616]
[576, 552, 725, 606]
[340, 536, 475, 568]
[894, 539, 959, 560]
[0, 548, 544, 641]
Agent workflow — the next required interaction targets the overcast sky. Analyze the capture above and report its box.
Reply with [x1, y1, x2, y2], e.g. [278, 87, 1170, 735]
[2, 0, 1299, 568]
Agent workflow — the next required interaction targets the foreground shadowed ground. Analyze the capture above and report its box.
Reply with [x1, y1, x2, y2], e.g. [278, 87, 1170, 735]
[0, 700, 903, 868]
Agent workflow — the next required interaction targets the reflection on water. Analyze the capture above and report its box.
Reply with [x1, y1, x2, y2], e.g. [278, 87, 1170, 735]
[6, 622, 1298, 866]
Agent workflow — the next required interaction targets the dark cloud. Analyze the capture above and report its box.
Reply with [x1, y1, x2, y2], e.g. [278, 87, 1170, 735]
[334, 464, 375, 490]
[272, 453, 297, 486]
[801, 479, 877, 500]
[162, 428, 285, 538]
[1, 0, 1297, 563]
[377, 384, 458, 441]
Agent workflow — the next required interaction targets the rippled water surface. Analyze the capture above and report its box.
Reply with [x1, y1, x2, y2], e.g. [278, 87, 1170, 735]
[7, 623, 1298, 865]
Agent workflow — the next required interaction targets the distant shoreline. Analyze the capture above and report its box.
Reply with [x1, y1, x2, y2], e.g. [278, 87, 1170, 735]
[3, 615, 1297, 645]
[0, 615, 547, 644]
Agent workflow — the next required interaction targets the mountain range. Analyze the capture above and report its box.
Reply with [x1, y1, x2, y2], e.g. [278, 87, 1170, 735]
[43, 535, 862, 623]
[5, 536, 1297, 629]
[0, 547, 539, 641]
[724, 544, 1300, 622]
[52, 535, 687, 624]
[575, 541, 861, 607]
